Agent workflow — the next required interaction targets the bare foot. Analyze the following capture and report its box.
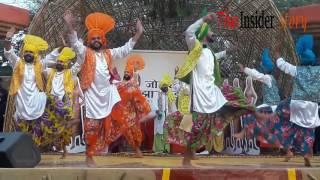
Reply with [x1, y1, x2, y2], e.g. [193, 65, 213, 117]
[191, 152, 198, 160]
[304, 157, 312, 167]
[284, 150, 293, 162]
[60, 151, 67, 159]
[70, 142, 75, 150]
[133, 149, 143, 158]
[86, 156, 97, 168]
[233, 130, 245, 139]
[182, 157, 192, 167]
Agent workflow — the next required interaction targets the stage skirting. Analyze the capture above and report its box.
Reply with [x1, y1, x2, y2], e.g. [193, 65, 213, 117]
[0, 154, 320, 180]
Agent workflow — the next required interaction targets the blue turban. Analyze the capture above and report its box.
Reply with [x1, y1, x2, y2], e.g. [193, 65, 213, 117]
[296, 35, 317, 66]
[259, 48, 274, 73]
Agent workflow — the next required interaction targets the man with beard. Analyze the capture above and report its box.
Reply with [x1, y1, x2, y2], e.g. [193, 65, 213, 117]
[64, 11, 144, 167]
[108, 57, 151, 157]
[175, 12, 257, 166]
[153, 73, 176, 153]
[40, 47, 76, 158]
[3, 28, 57, 146]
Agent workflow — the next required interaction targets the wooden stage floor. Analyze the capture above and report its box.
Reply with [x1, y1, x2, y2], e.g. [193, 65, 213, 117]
[1, 154, 320, 180]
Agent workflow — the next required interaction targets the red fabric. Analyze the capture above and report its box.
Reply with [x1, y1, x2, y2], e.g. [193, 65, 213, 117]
[140, 119, 154, 151]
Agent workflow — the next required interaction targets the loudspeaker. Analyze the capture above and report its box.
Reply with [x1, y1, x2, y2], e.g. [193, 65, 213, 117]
[0, 132, 41, 168]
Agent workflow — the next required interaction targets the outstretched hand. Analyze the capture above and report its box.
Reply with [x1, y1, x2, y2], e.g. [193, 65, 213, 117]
[203, 13, 216, 23]
[237, 62, 245, 72]
[133, 19, 144, 42]
[274, 40, 283, 60]
[6, 27, 16, 40]
[136, 19, 144, 35]
[174, 66, 179, 76]
[63, 10, 75, 32]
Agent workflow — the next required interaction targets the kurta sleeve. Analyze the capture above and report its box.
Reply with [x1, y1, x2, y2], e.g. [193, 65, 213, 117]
[276, 58, 297, 77]
[184, 18, 204, 50]
[41, 48, 60, 69]
[69, 31, 86, 65]
[4, 47, 19, 68]
[244, 67, 272, 88]
[214, 50, 226, 60]
[110, 38, 136, 60]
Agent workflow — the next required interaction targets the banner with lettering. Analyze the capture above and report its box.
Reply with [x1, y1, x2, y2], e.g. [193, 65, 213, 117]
[114, 50, 188, 106]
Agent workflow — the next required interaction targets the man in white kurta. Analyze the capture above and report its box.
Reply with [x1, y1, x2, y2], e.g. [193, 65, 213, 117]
[4, 32, 56, 146]
[64, 11, 144, 166]
[176, 13, 230, 165]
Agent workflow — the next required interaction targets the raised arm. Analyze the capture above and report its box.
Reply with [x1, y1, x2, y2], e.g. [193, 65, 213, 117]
[184, 13, 216, 50]
[214, 50, 226, 60]
[3, 27, 19, 68]
[41, 48, 61, 69]
[273, 37, 296, 77]
[64, 10, 86, 65]
[244, 67, 272, 88]
[276, 58, 297, 77]
[110, 19, 143, 60]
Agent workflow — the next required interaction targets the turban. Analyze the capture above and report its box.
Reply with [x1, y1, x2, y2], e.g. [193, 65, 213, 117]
[195, 7, 210, 41]
[23, 35, 48, 60]
[295, 35, 317, 66]
[85, 12, 115, 46]
[195, 23, 210, 41]
[58, 47, 76, 65]
[159, 73, 173, 89]
[126, 54, 145, 70]
[259, 48, 274, 73]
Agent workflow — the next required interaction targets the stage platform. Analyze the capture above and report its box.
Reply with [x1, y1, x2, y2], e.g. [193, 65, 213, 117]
[1, 154, 320, 180]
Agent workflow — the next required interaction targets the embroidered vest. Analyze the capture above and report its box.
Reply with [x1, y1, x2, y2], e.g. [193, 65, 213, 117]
[262, 75, 280, 105]
[291, 66, 320, 103]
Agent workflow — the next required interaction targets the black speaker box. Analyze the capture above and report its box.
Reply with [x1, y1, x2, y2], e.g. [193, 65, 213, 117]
[0, 132, 41, 168]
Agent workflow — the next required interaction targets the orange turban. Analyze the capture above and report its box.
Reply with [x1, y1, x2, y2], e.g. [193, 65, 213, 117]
[126, 54, 145, 71]
[85, 12, 115, 46]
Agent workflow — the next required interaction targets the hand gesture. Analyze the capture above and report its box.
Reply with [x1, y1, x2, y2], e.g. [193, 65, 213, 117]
[274, 40, 283, 60]
[203, 13, 216, 23]
[133, 19, 144, 42]
[237, 62, 245, 72]
[6, 27, 16, 40]
[64, 10, 75, 25]
[174, 66, 179, 75]
[136, 19, 144, 35]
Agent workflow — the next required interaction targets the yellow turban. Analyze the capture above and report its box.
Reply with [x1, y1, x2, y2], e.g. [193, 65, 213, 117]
[58, 47, 76, 65]
[23, 35, 48, 55]
[159, 73, 173, 89]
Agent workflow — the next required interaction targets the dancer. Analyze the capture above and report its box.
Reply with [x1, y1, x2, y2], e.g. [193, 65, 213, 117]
[3, 28, 55, 146]
[108, 56, 151, 157]
[154, 73, 176, 153]
[273, 35, 320, 166]
[64, 11, 144, 166]
[235, 49, 281, 139]
[164, 66, 191, 148]
[235, 35, 320, 167]
[40, 47, 76, 158]
[175, 12, 257, 166]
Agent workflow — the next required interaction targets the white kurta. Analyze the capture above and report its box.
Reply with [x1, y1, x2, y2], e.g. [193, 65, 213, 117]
[155, 91, 177, 134]
[50, 71, 65, 100]
[244, 67, 276, 111]
[4, 47, 58, 120]
[69, 31, 136, 119]
[185, 18, 227, 114]
[276, 58, 320, 128]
